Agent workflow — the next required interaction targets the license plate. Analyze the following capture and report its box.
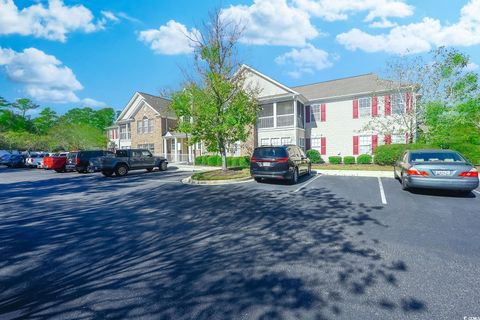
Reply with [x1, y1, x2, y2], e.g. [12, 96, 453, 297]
[434, 170, 451, 176]
[261, 162, 271, 167]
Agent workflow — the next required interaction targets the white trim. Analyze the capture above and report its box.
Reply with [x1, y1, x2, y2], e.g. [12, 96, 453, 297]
[239, 64, 299, 95]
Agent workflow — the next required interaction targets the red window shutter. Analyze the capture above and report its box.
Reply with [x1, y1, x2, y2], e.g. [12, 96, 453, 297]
[372, 96, 378, 117]
[372, 135, 378, 152]
[321, 103, 326, 122]
[305, 105, 311, 123]
[384, 134, 391, 145]
[406, 92, 412, 112]
[112, 129, 115, 139]
[353, 136, 359, 155]
[384, 95, 391, 116]
[353, 99, 359, 119]
[305, 138, 311, 150]
[321, 137, 326, 155]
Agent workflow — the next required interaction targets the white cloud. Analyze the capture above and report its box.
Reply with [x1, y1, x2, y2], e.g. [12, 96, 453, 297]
[293, 0, 413, 27]
[138, 20, 198, 55]
[275, 44, 335, 77]
[100, 11, 119, 23]
[465, 62, 479, 71]
[220, 0, 319, 47]
[0, 47, 103, 105]
[337, 0, 480, 54]
[0, 0, 107, 42]
[81, 98, 107, 108]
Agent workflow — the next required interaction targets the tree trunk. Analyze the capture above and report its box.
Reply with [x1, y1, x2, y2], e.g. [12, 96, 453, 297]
[218, 139, 227, 171]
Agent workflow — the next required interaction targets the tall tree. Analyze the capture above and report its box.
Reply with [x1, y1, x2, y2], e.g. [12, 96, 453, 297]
[11, 98, 39, 119]
[33, 107, 58, 134]
[170, 10, 258, 171]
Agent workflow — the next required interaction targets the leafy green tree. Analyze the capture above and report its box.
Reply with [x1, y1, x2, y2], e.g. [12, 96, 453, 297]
[91, 108, 116, 130]
[171, 11, 258, 171]
[59, 107, 115, 131]
[11, 98, 39, 119]
[32, 107, 58, 134]
[48, 123, 108, 150]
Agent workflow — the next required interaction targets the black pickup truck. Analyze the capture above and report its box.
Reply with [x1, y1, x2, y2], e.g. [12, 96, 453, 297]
[89, 149, 168, 177]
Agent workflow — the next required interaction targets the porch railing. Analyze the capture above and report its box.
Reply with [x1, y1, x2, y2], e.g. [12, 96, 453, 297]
[162, 153, 193, 164]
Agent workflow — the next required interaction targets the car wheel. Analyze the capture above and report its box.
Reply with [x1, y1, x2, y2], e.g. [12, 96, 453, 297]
[290, 168, 299, 185]
[115, 164, 128, 177]
[159, 161, 168, 171]
[307, 164, 312, 175]
[102, 170, 114, 177]
[254, 177, 262, 183]
[401, 174, 409, 190]
[54, 169, 63, 173]
[146, 167, 154, 172]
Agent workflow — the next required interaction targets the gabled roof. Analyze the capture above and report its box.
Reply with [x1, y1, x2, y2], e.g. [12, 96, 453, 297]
[239, 64, 299, 97]
[292, 73, 397, 101]
[137, 92, 171, 114]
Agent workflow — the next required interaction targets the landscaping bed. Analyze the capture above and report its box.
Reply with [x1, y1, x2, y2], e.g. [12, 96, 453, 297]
[191, 168, 251, 181]
[313, 164, 392, 171]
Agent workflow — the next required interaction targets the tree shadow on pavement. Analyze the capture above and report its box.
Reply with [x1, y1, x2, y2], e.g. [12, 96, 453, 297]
[0, 175, 427, 319]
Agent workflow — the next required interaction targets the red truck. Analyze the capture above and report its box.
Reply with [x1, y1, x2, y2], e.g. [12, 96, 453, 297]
[43, 153, 69, 172]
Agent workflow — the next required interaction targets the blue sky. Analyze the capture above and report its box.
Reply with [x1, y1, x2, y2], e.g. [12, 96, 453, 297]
[0, 0, 479, 114]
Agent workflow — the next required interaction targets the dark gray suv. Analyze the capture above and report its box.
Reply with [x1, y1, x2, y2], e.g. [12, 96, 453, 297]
[250, 145, 311, 184]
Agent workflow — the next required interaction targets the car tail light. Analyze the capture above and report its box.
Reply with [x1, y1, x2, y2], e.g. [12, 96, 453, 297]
[76, 157, 80, 165]
[250, 157, 258, 163]
[272, 157, 289, 163]
[407, 167, 429, 176]
[459, 168, 478, 177]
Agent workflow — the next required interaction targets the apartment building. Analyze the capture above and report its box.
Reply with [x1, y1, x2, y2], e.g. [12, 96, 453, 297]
[242, 65, 415, 159]
[107, 65, 415, 162]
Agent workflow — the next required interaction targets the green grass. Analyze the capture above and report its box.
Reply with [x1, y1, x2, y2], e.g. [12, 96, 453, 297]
[313, 164, 392, 171]
[191, 168, 251, 181]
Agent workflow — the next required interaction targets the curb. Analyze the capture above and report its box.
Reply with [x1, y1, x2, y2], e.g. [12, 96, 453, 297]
[315, 170, 394, 178]
[182, 176, 253, 185]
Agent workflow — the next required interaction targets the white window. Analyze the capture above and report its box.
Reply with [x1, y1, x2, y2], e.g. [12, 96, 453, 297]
[281, 137, 292, 145]
[257, 104, 274, 129]
[392, 133, 405, 144]
[148, 119, 154, 133]
[137, 121, 143, 134]
[311, 104, 321, 124]
[271, 138, 280, 146]
[260, 138, 270, 146]
[276, 101, 294, 127]
[299, 138, 305, 148]
[359, 97, 371, 118]
[359, 135, 372, 154]
[311, 137, 321, 148]
[392, 93, 405, 114]
[120, 124, 130, 140]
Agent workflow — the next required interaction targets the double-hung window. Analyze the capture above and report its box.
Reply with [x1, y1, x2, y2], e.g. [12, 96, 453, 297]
[257, 104, 274, 129]
[271, 138, 280, 146]
[310, 104, 321, 124]
[359, 97, 371, 118]
[137, 121, 143, 134]
[296, 101, 304, 128]
[260, 138, 270, 146]
[311, 137, 321, 149]
[276, 101, 294, 127]
[392, 93, 405, 114]
[148, 119, 154, 133]
[359, 135, 372, 154]
[392, 133, 405, 144]
[281, 137, 292, 145]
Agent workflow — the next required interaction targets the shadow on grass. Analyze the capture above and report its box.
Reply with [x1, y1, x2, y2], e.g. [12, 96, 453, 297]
[0, 174, 427, 319]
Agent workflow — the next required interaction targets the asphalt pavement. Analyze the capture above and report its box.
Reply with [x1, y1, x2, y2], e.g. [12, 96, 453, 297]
[0, 167, 479, 319]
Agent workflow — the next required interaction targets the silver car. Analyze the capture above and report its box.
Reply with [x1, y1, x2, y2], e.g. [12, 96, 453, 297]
[394, 149, 479, 193]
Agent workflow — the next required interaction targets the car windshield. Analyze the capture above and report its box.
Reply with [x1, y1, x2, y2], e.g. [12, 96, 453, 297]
[253, 147, 288, 158]
[409, 151, 466, 163]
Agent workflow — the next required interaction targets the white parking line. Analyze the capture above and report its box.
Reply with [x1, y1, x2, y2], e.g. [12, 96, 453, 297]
[294, 174, 321, 193]
[473, 190, 480, 195]
[377, 177, 387, 205]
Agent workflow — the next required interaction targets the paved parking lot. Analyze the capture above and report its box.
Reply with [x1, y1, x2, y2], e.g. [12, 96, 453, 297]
[0, 167, 479, 319]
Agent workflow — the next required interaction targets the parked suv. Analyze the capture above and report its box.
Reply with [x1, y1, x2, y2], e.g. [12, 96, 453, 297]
[66, 150, 115, 173]
[250, 145, 311, 184]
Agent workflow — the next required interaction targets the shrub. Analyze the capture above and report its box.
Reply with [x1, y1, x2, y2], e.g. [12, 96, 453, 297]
[201, 156, 209, 166]
[216, 156, 223, 166]
[357, 154, 372, 164]
[231, 157, 240, 167]
[195, 156, 204, 165]
[306, 149, 322, 164]
[328, 156, 342, 164]
[449, 143, 480, 165]
[227, 157, 233, 167]
[207, 155, 221, 166]
[238, 156, 250, 168]
[374, 143, 436, 166]
[343, 156, 355, 164]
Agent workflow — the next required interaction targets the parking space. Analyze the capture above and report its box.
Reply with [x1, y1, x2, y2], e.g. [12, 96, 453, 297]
[0, 167, 479, 319]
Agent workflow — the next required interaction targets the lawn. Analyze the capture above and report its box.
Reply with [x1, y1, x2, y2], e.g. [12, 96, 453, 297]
[191, 168, 251, 181]
[313, 164, 392, 171]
